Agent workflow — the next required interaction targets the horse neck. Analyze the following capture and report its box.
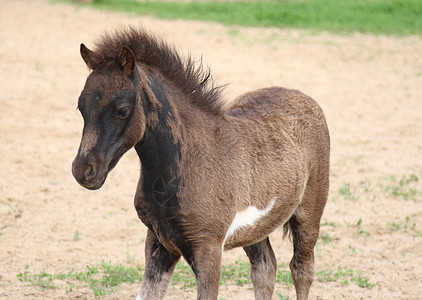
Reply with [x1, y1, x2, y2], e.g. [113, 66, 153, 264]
[134, 72, 221, 191]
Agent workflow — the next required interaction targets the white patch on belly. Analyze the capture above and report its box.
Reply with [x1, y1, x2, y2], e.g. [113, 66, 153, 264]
[223, 197, 277, 247]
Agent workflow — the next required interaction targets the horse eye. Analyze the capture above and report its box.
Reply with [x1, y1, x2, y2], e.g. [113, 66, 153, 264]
[116, 106, 130, 119]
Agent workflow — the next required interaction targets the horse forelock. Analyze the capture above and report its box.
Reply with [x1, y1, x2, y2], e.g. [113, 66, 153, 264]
[89, 27, 224, 114]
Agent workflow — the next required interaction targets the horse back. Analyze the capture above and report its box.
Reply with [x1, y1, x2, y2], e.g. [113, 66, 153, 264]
[225, 86, 330, 158]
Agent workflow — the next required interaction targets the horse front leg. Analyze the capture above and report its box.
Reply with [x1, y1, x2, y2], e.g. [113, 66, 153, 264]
[136, 229, 180, 300]
[187, 244, 222, 300]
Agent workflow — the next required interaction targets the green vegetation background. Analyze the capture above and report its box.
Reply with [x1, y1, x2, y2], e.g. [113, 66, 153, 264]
[66, 0, 422, 36]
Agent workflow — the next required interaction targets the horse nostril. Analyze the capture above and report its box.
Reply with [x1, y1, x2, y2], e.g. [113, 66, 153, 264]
[84, 164, 96, 181]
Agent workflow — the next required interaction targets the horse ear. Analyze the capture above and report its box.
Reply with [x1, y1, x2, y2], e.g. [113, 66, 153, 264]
[80, 43, 97, 69]
[118, 46, 136, 77]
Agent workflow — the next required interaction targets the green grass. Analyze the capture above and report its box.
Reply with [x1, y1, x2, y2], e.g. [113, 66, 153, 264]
[384, 174, 420, 202]
[318, 232, 332, 244]
[276, 268, 293, 288]
[73, 230, 80, 241]
[61, 0, 422, 36]
[321, 219, 336, 228]
[356, 218, 370, 237]
[16, 260, 258, 297]
[334, 173, 420, 204]
[17, 262, 143, 297]
[278, 294, 290, 300]
[170, 260, 196, 289]
[220, 259, 251, 285]
[316, 267, 375, 288]
[388, 216, 410, 233]
[0, 199, 22, 218]
[338, 182, 360, 201]
[172, 259, 294, 288]
[387, 216, 420, 235]
[18, 260, 375, 297]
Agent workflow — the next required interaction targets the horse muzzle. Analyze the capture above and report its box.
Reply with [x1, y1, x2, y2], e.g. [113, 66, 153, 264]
[72, 155, 108, 190]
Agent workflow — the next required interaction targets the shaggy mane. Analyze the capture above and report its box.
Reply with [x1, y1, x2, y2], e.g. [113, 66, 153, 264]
[91, 28, 224, 113]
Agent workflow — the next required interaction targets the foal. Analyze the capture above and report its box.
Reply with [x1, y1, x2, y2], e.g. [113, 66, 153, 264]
[72, 28, 330, 300]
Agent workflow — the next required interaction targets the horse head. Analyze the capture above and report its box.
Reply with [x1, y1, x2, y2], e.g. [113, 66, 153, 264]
[72, 44, 148, 190]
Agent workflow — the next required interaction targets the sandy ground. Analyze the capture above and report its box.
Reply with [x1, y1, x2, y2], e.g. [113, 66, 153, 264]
[1, 0, 422, 299]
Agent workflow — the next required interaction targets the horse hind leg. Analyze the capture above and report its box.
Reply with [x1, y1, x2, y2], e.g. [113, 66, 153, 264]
[243, 237, 277, 300]
[287, 178, 328, 300]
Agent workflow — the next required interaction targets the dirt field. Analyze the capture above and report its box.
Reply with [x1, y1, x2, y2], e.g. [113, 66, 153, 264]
[1, 0, 421, 299]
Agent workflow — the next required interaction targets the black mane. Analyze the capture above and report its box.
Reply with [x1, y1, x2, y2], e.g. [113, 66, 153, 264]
[91, 27, 224, 113]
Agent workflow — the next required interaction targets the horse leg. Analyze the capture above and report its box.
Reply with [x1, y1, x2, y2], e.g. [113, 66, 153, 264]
[288, 182, 328, 300]
[136, 229, 180, 300]
[186, 245, 222, 300]
[243, 237, 277, 300]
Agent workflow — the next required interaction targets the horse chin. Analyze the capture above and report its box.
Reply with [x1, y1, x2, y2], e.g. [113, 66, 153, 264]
[83, 173, 108, 191]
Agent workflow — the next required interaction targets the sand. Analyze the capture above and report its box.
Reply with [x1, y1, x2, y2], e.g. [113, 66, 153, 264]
[0, 0, 421, 299]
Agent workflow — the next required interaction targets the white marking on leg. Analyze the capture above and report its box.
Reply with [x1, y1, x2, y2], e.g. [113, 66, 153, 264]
[136, 268, 173, 300]
[223, 197, 277, 246]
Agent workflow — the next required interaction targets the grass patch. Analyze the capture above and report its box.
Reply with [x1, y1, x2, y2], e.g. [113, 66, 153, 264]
[321, 219, 336, 228]
[173, 259, 292, 287]
[384, 174, 420, 202]
[171, 259, 251, 287]
[338, 182, 360, 201]
[348, 245, 357, 254]
[334, 173, 420, 203]
[276, 269, 293, 288]
[387, 216, 419, 234]
[17, 262, 143, 297]
[318, 232, 332, 244]
[16, 260, 261, 296]
[356, 218, 370, 237]
[278, 294, 290, 300]
[171, 260, 196, 289]
[220, 259, 251, 285]
[388, 217, 409, 233]
[174, 259, 293, 288]
[18, 260, 374, 296]
[61, 0, 422, 36]
[317, 267, 375, 288]
[0, 199, 22, 218]
[73, 230, 80, 241]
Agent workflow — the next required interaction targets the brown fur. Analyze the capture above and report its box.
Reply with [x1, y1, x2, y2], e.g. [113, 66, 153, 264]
[72, 28, 330, 300]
